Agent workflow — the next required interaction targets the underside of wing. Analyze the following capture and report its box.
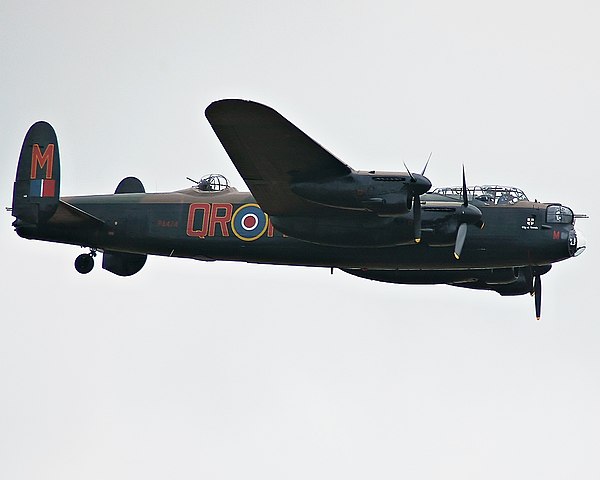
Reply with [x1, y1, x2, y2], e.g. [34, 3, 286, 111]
[205, 99, 352, 215]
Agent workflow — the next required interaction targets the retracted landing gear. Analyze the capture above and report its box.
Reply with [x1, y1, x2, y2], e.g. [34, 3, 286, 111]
[75, 249, 97, 274]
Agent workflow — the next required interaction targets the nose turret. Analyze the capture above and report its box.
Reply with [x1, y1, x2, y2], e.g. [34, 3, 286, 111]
[570, 228, 587, 257]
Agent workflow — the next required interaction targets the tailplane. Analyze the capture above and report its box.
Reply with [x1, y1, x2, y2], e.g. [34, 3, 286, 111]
[12, 122, 60, 224]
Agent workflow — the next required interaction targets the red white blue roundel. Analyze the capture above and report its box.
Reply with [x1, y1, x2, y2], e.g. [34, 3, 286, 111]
[231, 204, 269, 241]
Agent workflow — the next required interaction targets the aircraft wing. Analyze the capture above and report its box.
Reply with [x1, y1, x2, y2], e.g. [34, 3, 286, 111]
[205, 99, 353, 215]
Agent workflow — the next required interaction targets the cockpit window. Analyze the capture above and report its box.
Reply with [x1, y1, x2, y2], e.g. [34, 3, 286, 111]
[432, 185, 528, 205]
[546, 205, 573, 224]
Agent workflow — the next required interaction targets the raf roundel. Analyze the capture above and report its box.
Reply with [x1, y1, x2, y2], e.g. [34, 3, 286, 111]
[231, 204, 269, 241]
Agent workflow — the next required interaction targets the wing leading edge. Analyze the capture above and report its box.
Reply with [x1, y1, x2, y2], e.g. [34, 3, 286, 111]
[205, 99, 352, 216]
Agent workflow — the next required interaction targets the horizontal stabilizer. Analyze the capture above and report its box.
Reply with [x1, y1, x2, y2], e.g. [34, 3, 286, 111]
[46, 200, 105, 227]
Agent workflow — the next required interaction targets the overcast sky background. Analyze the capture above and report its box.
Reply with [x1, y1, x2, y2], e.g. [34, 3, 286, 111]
[1, 1, 598, 478]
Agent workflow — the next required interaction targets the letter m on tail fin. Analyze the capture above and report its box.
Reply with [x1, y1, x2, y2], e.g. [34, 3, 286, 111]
[12, 121, 61, 224]
[31, 143, 55, 180]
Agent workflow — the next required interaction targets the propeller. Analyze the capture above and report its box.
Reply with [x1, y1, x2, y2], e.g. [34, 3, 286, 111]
[528, 266, 551, 320]
[461, 164, 468, 207]
[403, 161, 416, 182]
[421, 152, 432, 176]
[529, 269, 543, 320]
[413, 196, 422, 242]
[453, 166, 483, 260]
[404, 158, 432, 243]
[454, 223, 468, 260]
[533, 274, 542, 320]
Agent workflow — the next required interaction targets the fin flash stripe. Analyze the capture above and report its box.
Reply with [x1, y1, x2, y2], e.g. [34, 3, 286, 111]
[29, 179, 56, 198]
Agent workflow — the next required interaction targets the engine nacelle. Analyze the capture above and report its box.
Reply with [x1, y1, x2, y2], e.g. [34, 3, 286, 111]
[290, 171, 431, 216]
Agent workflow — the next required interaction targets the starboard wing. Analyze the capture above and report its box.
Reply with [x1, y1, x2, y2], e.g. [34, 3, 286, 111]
[205, 99, 353, 215]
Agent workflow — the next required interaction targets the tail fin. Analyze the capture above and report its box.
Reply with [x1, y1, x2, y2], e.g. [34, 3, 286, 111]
[115, 176, 145, 194]
[12, 121, 60, 224]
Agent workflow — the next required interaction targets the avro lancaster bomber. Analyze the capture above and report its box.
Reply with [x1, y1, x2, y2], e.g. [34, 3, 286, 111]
[11, 100, 587, 319]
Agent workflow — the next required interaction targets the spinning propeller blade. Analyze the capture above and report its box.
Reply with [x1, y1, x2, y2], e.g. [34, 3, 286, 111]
[403, 162, 416, 182]
[404, 159, 431, 243]
[414, 196, 422, 243]
[534, 274, 542, 320]
[453, 165, 483, 260]
[454, 223, 468, 259]
[462, 165, 468, 207]
[421, 152, 432, 176]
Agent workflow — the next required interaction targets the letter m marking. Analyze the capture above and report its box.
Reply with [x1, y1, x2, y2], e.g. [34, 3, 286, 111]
[31, 144, 54, 179]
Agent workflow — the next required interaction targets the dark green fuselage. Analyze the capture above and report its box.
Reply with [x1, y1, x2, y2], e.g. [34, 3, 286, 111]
[16, 187, 576, 271]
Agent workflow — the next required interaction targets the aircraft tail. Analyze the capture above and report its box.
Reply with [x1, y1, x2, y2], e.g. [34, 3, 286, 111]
[12, 121, 61, 224]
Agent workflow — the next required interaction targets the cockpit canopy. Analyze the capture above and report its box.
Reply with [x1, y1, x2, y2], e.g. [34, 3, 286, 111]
[432, 185, 529, 205]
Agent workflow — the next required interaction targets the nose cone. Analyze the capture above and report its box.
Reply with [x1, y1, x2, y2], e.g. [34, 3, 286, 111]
[570, 228, 587, 257]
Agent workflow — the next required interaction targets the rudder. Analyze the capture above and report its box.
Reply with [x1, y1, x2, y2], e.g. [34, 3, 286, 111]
[12, 121, 61, 224]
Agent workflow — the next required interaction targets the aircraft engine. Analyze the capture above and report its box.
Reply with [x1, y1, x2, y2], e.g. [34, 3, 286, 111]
[291, 171, 431, 216]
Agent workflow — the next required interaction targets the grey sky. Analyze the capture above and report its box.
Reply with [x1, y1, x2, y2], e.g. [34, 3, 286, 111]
[1, 1, 598, 478]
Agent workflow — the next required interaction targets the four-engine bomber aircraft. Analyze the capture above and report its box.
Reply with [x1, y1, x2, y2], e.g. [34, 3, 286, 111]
[11, 100, 587, 319]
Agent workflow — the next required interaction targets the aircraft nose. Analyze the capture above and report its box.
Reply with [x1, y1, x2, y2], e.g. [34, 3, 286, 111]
[570, 228, 587, 257]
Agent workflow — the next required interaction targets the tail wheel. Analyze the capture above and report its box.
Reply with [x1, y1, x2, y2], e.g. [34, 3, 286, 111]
[75, 253, 94, 274]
